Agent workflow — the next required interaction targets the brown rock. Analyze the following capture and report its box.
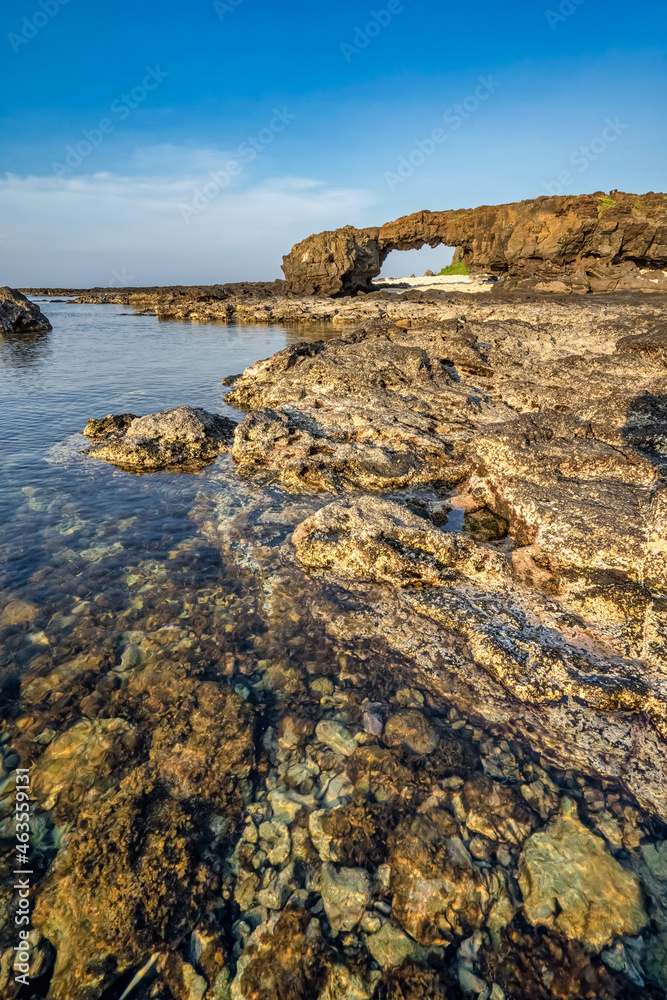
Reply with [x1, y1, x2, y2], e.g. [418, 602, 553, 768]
[281, 191, 667, 296]
[384, 710, 439, 754]
[0, 599, 39, 626]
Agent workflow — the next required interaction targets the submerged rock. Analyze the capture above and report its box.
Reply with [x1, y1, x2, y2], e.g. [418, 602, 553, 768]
[518, 798, 648, 951]
[384, 709, 439, 755]
[388, 810, 490, 945]
[232, 907, 333, 1000]
[320, 863, 372, 933]
[32, 681, 254, 1000]
[34, 767, 217, 999]
[366, 922, 421, 969]
[83, 405, 236, 471]
[31, 717, 137, 815]
[0, 286, 52, 335]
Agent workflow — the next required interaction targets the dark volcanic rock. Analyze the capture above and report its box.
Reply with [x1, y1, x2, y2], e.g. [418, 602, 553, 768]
[83, 405, 236, 471]
[282, 191, 667, 296]
[0, 286, 52, 334]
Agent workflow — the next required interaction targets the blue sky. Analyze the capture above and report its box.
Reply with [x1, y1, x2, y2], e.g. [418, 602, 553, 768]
[0, 0, 665, 285]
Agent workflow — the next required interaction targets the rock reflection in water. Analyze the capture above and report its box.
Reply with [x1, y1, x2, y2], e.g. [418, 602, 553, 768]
[0, 327, 52, 376]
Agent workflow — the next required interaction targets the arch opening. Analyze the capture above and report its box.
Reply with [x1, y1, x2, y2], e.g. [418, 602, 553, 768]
[378, 245, 457, 280]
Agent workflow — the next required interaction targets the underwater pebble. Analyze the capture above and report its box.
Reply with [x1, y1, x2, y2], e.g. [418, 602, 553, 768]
[384, 709, 439, 754]
[320, 864, 372, 934]
[258, 820, 291, 865]
[315, 720, 358, 757]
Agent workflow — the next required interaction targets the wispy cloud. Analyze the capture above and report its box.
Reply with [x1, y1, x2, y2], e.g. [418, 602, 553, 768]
[0, 154, 375, 286]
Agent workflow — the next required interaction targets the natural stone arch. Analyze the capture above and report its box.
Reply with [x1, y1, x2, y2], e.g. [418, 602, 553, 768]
[281, 192, 667, 297]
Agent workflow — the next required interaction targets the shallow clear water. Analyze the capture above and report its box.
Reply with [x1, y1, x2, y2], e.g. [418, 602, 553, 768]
[0, 301, 333, 616]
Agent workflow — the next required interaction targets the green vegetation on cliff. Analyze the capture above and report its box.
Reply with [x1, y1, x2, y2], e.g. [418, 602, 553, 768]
[597, 195, 617, 217]
[438, 260, 469, 276]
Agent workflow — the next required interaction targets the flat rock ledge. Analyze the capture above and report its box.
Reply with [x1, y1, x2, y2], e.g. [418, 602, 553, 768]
[83, 405, 236, 471]
[0, 286, 52, 335]
[224, 295, 667, 817]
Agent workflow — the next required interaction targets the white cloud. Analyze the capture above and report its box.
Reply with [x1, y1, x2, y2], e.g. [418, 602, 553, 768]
[0, 155, 376, 286]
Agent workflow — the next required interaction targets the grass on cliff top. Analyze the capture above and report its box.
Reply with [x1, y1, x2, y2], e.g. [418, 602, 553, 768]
[438, 261, 469, 276]
[597, 195, 617, 217]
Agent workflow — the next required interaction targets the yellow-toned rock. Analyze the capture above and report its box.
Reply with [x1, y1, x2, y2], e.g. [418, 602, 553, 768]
[519, 798, 648, 951]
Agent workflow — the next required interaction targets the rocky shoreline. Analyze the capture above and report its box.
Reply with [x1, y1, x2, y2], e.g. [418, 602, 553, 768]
[222, 294, 667, 818]
[2, 287, 667, 999]
[20, 281, 667, 330]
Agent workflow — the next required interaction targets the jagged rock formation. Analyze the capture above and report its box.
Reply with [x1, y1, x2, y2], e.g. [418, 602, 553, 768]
[282, 191, 667, 296]
[0, 286, 52, 335]
[83, 406, 236, 471]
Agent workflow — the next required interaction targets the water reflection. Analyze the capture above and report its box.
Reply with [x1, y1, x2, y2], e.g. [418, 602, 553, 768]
[0, 326, 52, 376]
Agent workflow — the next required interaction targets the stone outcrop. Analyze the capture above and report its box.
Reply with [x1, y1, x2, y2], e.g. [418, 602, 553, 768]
[292, 497, 510, 587]
[0, 286, 52, 335]
[83, 405, 236, 471]
[282, 191, 667, 296]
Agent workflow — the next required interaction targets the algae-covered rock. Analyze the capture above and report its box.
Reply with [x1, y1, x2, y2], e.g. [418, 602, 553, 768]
[366, 922, 420, 969]
[32, 682, 254, 1000]
[31, 717, 137, 815]
[34, 767, 217, 999]
[318, 963, 379, 1000]
[143, 680, 254, 811]
[384, 709, 439, 755]
[519, 798, 648, 951]
[232, 907, 333, 1000]
[388, 810, 489, 945]
[259, 819, 291, 865]
[462, 773, 536, 845]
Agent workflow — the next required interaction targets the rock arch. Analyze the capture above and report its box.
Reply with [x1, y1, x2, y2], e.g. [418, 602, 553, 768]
[282, 191, 667, 296]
